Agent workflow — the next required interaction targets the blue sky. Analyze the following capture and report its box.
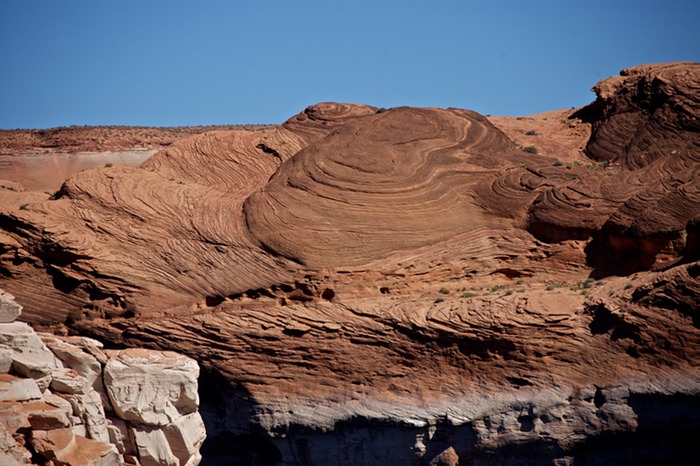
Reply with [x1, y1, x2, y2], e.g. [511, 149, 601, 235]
[1, 0, 698, 128]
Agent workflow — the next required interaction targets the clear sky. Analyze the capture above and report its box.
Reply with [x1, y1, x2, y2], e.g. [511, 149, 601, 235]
[1, 0, 698, 129]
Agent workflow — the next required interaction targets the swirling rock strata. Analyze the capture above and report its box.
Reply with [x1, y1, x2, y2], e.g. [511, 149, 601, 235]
[582, 62, 699, 169]
[245, 106, 515, 268]
[525, 63, 699, 273]
[0, 63, 698, 465]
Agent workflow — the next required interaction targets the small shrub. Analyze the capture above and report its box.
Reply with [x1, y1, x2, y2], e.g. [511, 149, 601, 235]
[434, 297, 445, 303]
[438, 287, 450, 295]
[376, 107, 387, 114]
[462, 292, 478, 298]
[553, 161, 564, 167]
[515, 279, 524, 285]
[624, 284, 633, 290]
[525, 130, 537, 136]
[546, 285, 555, 291]
[19, 204, 28, 210]
[522, 146, 538, 154]
[491, 285, 502, 292]
[104, 162, 113, 168]
[504, 289, 514, 296]
[580, 290, 588, 296]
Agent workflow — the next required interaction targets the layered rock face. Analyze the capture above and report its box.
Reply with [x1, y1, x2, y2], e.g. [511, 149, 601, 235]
[528, 62, 699, 273]
[0, 63, 698, 465]
[245, 107, 513, 268]
[0, 290, 205, 466]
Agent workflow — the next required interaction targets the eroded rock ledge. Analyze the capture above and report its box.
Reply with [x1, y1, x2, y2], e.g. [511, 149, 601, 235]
[0, 290, 205, 466]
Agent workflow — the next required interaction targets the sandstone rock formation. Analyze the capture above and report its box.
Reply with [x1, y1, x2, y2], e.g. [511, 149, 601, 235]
[0, 290, 205, 466]
[0, 63, 698, 465]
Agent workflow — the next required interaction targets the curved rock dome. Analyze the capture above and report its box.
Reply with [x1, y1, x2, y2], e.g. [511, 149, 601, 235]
[244, 106, 514, 268]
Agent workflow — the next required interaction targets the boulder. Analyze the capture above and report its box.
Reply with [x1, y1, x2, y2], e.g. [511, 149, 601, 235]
[31, 428, 120, 466]
[22, 400, 72, 430]
[64, 390, 110, 444]
[104, 349, 199, 426]
[0, 400, 31, 432]
[0, 290, 21, 323]
[11, 352, 57, 390]
[129, 412, 205, 466]
[162, 412, 206, 466]
[0, 373, 42, 401]
[51, 368, 91, 395]
[42, 335, 102, 387]
[0, 291, 206, 465]
[0, 420, 31, 465]
[0, 322, 56, 354]
[0, 322, 63, 390]
[107, 417, 136, 455]
[429, 446, 459, 466]
[42, 392, 75, 415]
[0, 348, 12, 373]
[130, 426, 179, 466]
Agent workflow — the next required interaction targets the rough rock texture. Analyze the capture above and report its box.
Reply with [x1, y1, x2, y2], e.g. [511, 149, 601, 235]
[0, 63, 699, 465]
[0, 290, 205, 466]
[530, 62, 700, 274]
[0, 289, 22, 323]
[104, 349, 200, 426]
[31, 428, 120, 466]
[245, 107, 514, 268]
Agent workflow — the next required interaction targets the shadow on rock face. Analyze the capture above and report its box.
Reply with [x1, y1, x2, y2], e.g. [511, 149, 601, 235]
[568, 393, 700, 466]
[198, 368, 283, 466]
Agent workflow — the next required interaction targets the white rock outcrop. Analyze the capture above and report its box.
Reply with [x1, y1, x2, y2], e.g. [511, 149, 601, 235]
[0, 290, 22, 323]
[0, 290, 206, 466]
[104, 349, 200, 426]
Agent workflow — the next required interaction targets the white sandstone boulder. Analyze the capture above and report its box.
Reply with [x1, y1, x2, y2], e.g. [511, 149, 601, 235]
[64, 389, 111, 444]
[0, 348, 12, 373]
[41, 335, 103, 387]
[31, 428, 120, 466]
[0, 374, 42, 401]
[0, 290, 22, 323]
[162, 412, 206, 466]
[50, 368, 91, 395]
[104, 349, 200, 426]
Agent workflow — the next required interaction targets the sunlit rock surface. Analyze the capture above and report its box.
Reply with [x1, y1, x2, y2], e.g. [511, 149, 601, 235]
[0, 290, 205, 466]
[0, 63, 698, 465]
